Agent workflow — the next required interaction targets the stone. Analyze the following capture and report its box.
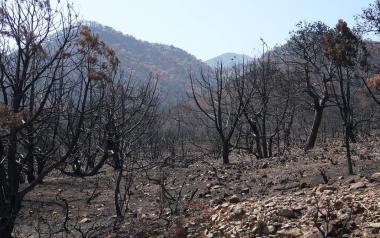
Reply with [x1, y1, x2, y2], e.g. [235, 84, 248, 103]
[231, 205, 245, 218]
[210, 197, 224, 205]
[334, 200, 344, 210]
[223, 192, 231, 198]
[211, 185, 222, 190]
[229, 195, 240, 204]
[367, 222, 380, 228]
[267, 225, 277, 234]
[277, 228, 303, 237]
[317, 184, 336, 193]
[261, 162, 269, 169]
[349, 181, 366, 190]
[278, 208, 296, 219]
[252, 220, 269, 236]
[303, 231, 322, 238]
[370, 173, 380, 182]
[299, 182, 309, 189]
[206, 233, 214, 238]
[79, 217, 91, 224]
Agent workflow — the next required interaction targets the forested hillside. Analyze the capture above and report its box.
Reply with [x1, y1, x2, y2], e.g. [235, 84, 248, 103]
[87, 21, 209, 105]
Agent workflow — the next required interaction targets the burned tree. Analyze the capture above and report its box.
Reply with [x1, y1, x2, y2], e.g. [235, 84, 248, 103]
[236, 42, 293, 158]
[323, 20, 368, 174]
[283, 21, 334, 151]
[190, 64, 248, 164]
[0, 0, 83, 235]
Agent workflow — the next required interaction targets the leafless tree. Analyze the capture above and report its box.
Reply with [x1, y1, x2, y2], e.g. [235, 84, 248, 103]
[323, 20, 368, 174]
[237, 42, 294, 158]
[190, 64, 248, 164]
[0, 0, 126, 235]
[0, 0, 84, 235]
[282, 21, 335, 151]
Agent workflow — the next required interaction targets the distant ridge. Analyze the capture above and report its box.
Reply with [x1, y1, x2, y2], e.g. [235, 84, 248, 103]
[205, 53, 253, 68]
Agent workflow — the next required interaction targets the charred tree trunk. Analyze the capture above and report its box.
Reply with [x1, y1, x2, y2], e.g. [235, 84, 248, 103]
[345, 125, 354, 175]
[304, 105, 324, 151]
[348, 123, 357, 143]
[114, 159, 124, 218]
[1, 131, 22, 238]
[222, 142, 230, 164]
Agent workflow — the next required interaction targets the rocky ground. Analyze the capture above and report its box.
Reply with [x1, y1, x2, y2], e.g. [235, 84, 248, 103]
[13, 139, 380, 237]
[193, 173, 380, 238]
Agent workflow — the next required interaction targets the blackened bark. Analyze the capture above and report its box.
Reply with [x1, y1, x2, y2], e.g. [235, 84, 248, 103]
[222, 142, 230, 164]
[304, 106, 324, 151]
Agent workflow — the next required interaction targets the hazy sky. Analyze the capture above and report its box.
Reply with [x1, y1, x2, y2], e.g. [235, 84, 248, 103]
[74, 0, 375, 60]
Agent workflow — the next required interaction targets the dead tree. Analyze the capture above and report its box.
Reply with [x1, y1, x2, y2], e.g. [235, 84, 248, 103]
[237, 42, 292, 158]
[283, 21, 335, 151]
[0, 1, 124, 235]
[323, 20, 368, 175]
[190, 64, 248, 164]
[0, 0, 84, 236]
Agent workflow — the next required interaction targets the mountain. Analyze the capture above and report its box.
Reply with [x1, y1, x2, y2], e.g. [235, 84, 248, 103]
[205, 53, 253, 68]
[85, 21, 209, 106]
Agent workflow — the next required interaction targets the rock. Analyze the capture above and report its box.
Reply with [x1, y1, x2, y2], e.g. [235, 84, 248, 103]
[252, 220, 269, 236]
[367, 222, 380, 228]
[261, 162, 269, 169]
[210, 197, 224, 205]
[278, 208, 296, 219]
[241, 187, 250, 194]
[277, 228, 303, 237]
[317, 184, 336, 193]
[342, 195, 353, 202]
[299, 182, 309, 189]
[345, 177, 356, 184]
[303, 231, 322, 238]
[334, 200, 344, 210]
[206, 233, 214, 238]
[223, 192, 231, 198]
[267, 225, 277, 234]
[231, 205, 245, 218]
[79, 217, 91, 224]
[370, 173, 380, 182]
[211, 214, 218, 222]
[229, 195, 240, 204]
[349, 181, 367, 190]
[211, 185, 222, 190]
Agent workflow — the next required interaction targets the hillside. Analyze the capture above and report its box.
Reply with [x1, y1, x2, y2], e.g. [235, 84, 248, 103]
[86, 21, 209, 105]
[206, 53, 253, 68]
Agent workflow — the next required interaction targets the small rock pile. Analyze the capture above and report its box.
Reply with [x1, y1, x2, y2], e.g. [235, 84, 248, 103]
[188, 173, 380, 238]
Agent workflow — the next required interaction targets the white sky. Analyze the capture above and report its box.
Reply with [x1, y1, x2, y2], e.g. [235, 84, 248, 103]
[73, 0, 375, 60]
